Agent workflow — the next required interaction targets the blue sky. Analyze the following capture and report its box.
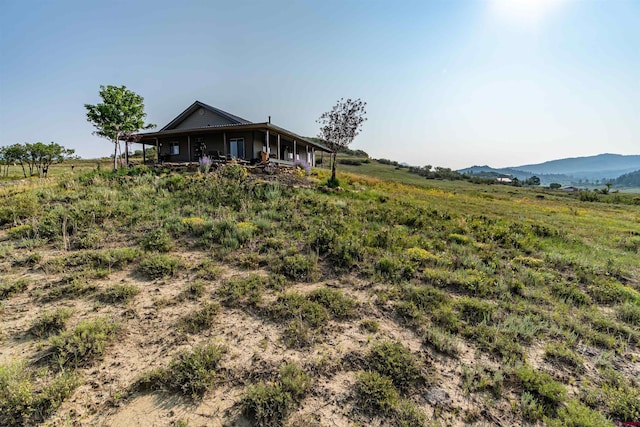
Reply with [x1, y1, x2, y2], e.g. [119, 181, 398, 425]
[0, 0, 638, 169]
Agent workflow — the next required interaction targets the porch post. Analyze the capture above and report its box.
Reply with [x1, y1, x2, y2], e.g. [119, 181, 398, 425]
[293, 140, 297, 161]
[187, 135, 192, 162]
[306, 145, 309, 163]
[223, 133, 227, 156]
[312, 148, 315, 167]
[155, 138, 159, 164]
[277, 134, 281, 160]
[142, 143, 146, 164]
[266, 130, 270, 155]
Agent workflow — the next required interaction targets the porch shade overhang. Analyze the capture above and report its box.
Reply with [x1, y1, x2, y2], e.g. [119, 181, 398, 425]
[134, 122, 330, 152]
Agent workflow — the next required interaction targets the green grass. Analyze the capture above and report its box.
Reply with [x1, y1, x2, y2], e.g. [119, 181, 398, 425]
[136, 343, 226, 398]
[50, 317, 121, 367]
[2, 159, 640, 425]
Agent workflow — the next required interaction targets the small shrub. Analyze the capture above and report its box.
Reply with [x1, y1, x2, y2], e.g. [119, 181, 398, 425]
[30, 307, 73, 338]
[270, 293, 329, 329]
[544, 343, 583, 371]
[272, 254, 319, 282]
[457, 297, 495, 325]
[180, 302, 220, 333]
[139, 228, 175, 252]
[617, 302, 640, 326]
[394, 399, 427, 426]
[308, 288, 357, 319]
[184, 281, 206, 300]
[360, 319, 380, 333]
[0, 278, 28, 300]
[461, 364, 503, 396]
[138, 254, 181, 279]
[50, 317, 120, 367]
[243, 362, 311, 426]
[521, 391, 544, 421]
[217, 274, 265, 308]
[137, 343, 226, 398]
[422, 327, 459, 356]
[515, 366, 567, 407]
[0, 361, 79, 425]
[367, 341, 422, 392]
[355, 371, 398, 414]
[44, 277, 97, 302]
[98, 283, 140, 304]
[547, 399, 612, 427]
[194, 259, 222, 280]
[406, 247, 438, 265]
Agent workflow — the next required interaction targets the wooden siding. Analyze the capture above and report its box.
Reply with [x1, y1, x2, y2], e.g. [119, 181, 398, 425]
[173, 108, 236, 130]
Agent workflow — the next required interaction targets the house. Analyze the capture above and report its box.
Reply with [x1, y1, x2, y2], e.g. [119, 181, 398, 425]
[134, 101, 330, 166]
[560, 186, 580, 192]
[496, 177, 513, 183]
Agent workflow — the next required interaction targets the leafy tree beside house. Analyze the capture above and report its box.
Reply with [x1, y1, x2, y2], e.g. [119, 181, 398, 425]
[317, 98, 367, 186]
[84, 85, 155, 171]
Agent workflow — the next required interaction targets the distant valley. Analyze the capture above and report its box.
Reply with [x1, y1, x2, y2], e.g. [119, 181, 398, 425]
[459, 153, 640, 186]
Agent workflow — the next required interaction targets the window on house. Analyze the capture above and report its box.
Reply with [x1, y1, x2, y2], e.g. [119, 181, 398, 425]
[169, 142, 180, 155]
[229, 138, 244, 159]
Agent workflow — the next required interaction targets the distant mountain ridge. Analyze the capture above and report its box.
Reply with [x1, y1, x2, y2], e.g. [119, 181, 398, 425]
[459, 153, 640, 185]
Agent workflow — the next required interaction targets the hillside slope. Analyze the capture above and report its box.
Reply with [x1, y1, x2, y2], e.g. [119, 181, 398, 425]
[1, 164, 639, 426]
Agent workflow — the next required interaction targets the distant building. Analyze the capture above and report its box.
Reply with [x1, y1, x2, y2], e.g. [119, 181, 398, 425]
[496, 177, 513, 183]
[560, 186, 580, 192]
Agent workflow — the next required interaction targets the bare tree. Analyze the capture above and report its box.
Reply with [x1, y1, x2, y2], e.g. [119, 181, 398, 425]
[317, 98, 367, 184]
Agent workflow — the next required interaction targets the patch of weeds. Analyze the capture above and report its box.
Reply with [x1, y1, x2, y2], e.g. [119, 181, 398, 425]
[367, 341, 422, 392]
[0, 278, 28, 300]
[270, 292, 329, 329]
[50, 317, 121, 367]
[136, 343, 226, 398]
[497, 314, 547, 344]
[375, 256, 414, 283]
[464, 322, 524, 361]
[422, 326, 459, 356]
[402, 285, 449, 312]
[58, 248, 140, 272]
[139, 228, 175, 252]
[183, 280, 206, 300]
[308, 288, 357, 319]
[457, 297, 495, 325]
[0, 360, 79, 425]
[355, 370, 399, 415]
[179, 302, 220, 333]
[582, 372, 640, 421]
[360, 319, 380, 333]
[461, 363, 503, 396]
[30, 307, 73, 338]
[515, 365, 567, 410]
[217, 274, 265, 308]
[97, 283, 140, 304]
[272, 253, 319, 282]
[551, 282, 592, 306]
[194, 259, 222, 280]
[587, 277, 637, 305]
[394, 399, 428, 426]
[44, 277, 97, 301]
[544, 343, 583, 372]
[138, 254, 181, 279]
[328, 236, 364, 270]
[617, 301, 640, 326]
[243, 362, 311, 427]
[13, 252, 42, 267]
[521, 391, 545, 421]
[546, 399, 613, 427]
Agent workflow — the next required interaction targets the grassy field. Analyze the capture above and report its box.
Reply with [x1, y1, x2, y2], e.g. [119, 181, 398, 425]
[1, 159, 639, 426]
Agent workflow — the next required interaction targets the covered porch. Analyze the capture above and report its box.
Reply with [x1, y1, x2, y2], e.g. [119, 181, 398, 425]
[135, 123, 325, 167]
